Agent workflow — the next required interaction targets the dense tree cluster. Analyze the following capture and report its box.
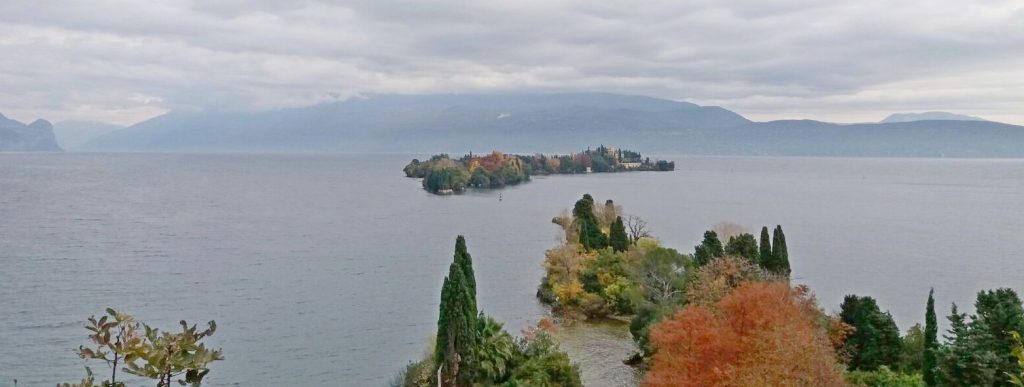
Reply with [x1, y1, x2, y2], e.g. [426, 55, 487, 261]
[398, 236, 581, 387]
[694, 225, 790, 275]
[404, 146, 674, 194]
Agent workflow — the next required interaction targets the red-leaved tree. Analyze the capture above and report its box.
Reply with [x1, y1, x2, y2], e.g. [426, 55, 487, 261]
[644, 281, 848, 386]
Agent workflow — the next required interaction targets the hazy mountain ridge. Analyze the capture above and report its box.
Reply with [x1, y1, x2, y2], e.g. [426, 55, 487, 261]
[52, 120, 124, 150]
[0, 113, 62, 151]
[881, 111, 986, 123]
[82, 93, 1024, 157]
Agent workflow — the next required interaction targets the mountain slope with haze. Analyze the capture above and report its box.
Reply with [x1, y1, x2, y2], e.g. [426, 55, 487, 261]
[83, 93, 1024, 157]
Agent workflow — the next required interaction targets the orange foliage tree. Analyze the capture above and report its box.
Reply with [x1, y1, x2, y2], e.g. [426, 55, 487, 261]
[645, 281, 848, 387]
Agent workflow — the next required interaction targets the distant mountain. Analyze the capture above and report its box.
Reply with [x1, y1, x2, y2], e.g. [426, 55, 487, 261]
[83, 93, 1024, 157]
[84, 93, 749, 153]
[881, 111, 986, 123]
[0, 113, 61, 151]
[53, 120, 124, 150]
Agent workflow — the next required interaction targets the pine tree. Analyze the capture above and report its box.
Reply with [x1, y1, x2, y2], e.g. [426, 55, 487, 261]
[759, 226, 772, 268]
[693, 230, 724, 266]
[609, 216, 629, 252]
[436, 238, 480, 386]
[924, 288, 938, 386]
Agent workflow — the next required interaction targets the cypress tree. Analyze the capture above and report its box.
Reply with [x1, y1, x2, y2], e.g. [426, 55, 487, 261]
[454, 235, 477, 315]
[924, 288, 938, 386]
[770, 225, 791, 275]
[609, 216, 629, 252]
[436, 238, 479, 386]
[759, 226, 772, 268]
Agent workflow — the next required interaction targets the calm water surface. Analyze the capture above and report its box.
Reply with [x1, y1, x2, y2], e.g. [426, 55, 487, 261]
[2, 153, 1023, 386]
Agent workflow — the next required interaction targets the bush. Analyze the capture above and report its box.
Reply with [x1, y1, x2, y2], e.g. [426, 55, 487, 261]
[847, 366, 924, 387]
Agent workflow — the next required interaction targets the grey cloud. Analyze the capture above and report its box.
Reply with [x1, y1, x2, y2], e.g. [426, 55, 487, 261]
[0, 0, 1021, 125]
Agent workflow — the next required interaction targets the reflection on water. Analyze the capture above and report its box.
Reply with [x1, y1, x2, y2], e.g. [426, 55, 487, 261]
[555, 319, 642, 387]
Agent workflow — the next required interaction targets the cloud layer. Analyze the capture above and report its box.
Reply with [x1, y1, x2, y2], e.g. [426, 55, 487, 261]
[1, 0, 1022, 125]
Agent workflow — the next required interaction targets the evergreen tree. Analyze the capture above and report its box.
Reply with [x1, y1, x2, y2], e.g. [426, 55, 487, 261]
[924, 288, 938, 386]
[769, 225, 791, 275]
[759, 226, 772, 267]
[938, 304, 1001, 386]
[974, 288, 1024, 386]
[609, 216, 629, 253]
[436, 238, 480, 386]
[724, 233, 759, 262]
[693, 230, 724, 266]
[840, 295, 903, 371]
[454, 235, 477, 315]
[573, 194, 607, 251]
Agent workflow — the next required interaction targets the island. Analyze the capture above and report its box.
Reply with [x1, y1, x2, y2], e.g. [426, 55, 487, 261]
[403, 145, 675, 194]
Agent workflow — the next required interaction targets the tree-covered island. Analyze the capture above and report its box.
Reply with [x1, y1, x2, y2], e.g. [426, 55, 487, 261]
[404, 146, 674, 194]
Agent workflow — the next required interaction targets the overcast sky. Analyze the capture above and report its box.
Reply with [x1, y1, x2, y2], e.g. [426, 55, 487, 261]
[1, 0, 1022, 126]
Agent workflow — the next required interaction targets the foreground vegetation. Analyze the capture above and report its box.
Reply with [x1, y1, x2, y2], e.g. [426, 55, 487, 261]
[58, 309, 222, 387]
[533, 194, 1024, 386]
[394, 236, 582, 387]
[403, 146, 674, 193]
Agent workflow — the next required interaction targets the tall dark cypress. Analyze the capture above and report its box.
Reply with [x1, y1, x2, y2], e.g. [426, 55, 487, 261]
[759, 226, 772, 268]
[609, 216, 629, 252]
[454, 235, 477, 315]
[924, 288, 938, 386]
[771, 225, 791, 275]
[436, 237, 479, 386]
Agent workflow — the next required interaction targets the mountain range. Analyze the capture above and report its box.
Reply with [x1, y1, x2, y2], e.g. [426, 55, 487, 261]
[7, 93, 1024, 157]
[0, 113, 61, 151]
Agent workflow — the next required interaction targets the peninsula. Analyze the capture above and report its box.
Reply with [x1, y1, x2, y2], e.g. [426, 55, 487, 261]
[403, 146, 675, 194]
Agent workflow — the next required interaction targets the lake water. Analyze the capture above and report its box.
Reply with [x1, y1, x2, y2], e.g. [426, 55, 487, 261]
[2, 153, 1023, 386]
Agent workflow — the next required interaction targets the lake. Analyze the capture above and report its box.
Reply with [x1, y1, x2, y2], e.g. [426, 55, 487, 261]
[2, 153, 1023, 386]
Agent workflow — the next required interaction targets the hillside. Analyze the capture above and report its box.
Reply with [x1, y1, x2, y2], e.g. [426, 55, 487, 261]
[0, 114, 62, 152]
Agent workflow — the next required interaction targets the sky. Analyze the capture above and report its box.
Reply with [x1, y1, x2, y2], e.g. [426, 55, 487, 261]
[1, 0, 1022, 126]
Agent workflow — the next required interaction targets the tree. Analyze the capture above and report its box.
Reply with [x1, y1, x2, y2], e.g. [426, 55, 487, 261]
[630, 247, 689, 304]
[626, 215, 650, 244]
[924, 288, 939, 386]
[76, 309, 142, 386]
[644, 282, 847, 386]
[578, 217, 607, 251]
[936, 288, 1024, 387]
[759, 226, 772, 267]
[124, 320, 223, 387]
[67, 309, 222, 387]
[609, 216, 629, 252]
[767, 225, 791, 275]
[974, 288, 1024, 386]
[724, 233, 758, 262]
[840, 295, 903, 371]
[435, 237, 480, 386]
[898, 323, 925, 373]
[693, 230, 724, 266]
[938, 304, 1001, 386]
[454, 235, 477, 315]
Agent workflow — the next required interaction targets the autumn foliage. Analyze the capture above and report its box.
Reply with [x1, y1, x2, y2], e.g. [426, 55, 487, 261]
[644, 281, 848, 386]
